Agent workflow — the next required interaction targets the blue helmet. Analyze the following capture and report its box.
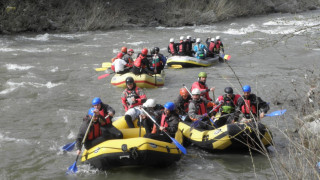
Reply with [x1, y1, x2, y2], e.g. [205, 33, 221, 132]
[88, 107, 95, 116]
[92, 97, 102, 106]
[164, 102, 175, 111]
[242, 85, 251, 92]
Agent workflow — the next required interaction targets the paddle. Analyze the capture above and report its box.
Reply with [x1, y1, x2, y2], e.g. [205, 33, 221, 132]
[141, 108, 187, 155]
[66, 113, 96, 174]
[190, 102, 222, 129]
[182, 84, 192, 96]
[97, 72, 115, 80]
[139, 115, 142, 137]
[102, 62, 112, 68]
[62, 141, 76, 152]
[95, 67, 108, 72]
[265, 109, 287, 117]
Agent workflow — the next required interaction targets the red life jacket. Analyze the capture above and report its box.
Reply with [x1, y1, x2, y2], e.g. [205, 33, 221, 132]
[197, 101, 207, 115]
[208, 42, 215, 52]
[179, 41, 184, 52]
[125, 87, 140, 107]
[215, 41, 221, 51]
[160, 114, 168, 131]
[99, 109, 111, 124]
[87, 122, 102, 140]
[183, 101, 189, 113]
[134, 55, 142, 68]
[169, 43, 175, 54]
[241, 99, 257, 114]
[152, 55, 161, 67]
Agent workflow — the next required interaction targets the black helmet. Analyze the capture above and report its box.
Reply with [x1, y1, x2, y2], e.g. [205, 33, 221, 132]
[224, 87, 233, 94]
[126, 77, 134, 84]
[154, 47, 160, 53]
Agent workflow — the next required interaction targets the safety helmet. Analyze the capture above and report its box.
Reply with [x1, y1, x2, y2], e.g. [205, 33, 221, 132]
[126, 76, 134, 85]
[143, 99, 156, 108]
[121, 46, 127, 53]
[224, 87, 233, 94]
[180, 88, 189, 96]
[117, 52, 123, 59]
[88, 107, 95, 116]
[211, 38, 215, 42]
[154, 47, 160, 53]
[164, 102, 175, 111]
[180, 36, 184, 40]
[141, 48, 148, 55]
[191, 88, 201, 95]
[92, 97, 102, 106]
[128, 49, 134, 53]
[198, 72, 207, 78]
[242, 85, 251, 92]
[187, 35, 191, 39]
[216, 36, 220, 40]
[196, 38, 201, 43]
[169, 38, 174, 43]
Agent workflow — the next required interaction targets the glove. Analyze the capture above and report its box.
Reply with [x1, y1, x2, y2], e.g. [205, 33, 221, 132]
[202, 113, 208, 118]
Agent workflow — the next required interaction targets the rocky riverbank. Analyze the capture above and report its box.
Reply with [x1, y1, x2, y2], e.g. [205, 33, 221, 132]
[1, 0, 319, 34]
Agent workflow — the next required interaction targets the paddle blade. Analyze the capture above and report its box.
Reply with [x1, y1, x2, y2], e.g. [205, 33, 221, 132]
[265, 109, 287, 117]
[170, 137, 187, 155]
[102, 62, 112, 68]
[97, 73, 110, 80]
[62, 141, 76, 152]
[95, 67, 108, 72]
[170, 65, 183, 69]
[66, 161, 78, 174]
[190, 120, 200, 131]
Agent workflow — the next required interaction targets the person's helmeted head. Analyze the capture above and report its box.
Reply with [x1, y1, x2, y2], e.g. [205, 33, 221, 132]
[141, 48, 148, 56]
[164, 102, 175, 115]
[216, 36, 220, 41]
[126, 76, 135, 89]
[180, 88, 189, 99]
[187, 35, 191, 40]
[211, 38, 215, 42]
[128, 48, 134, 55]
[121, 46, 127, 53]
[191, 88, 201, 100]
[92, 97, 102, 110]
[198, 72, 207, 84]
[242, 85, 251, 99]
[169, 38, 174, 43]
[117, 52, 123, 59]
[143, 99, 156, 108]
[224, 87, 234, 98]
[154, 47, 160, 54]
[196, 38, 201, 43]
[180, 36, 184, 41]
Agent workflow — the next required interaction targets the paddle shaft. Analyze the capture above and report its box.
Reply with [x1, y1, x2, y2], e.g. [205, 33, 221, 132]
[182, 84, 192, 96]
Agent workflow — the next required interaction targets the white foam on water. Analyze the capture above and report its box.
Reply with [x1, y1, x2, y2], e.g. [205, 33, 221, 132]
[19, 33, 50, 41]
[50, 67, 59, 72]
[30, 81, 63, 89]
[126, 41, 145, 46]
[241, 41, 255, 45]
[0, 47, 15, 52]
[67, 131, 76, 139]
[223, 24, 257, 35]
[83, 44, 101, 47]
[0, 133, 31, 144]
[5, 63, 34, 70]
[312, 48, 320, 51]
[51, 33, 87, 39]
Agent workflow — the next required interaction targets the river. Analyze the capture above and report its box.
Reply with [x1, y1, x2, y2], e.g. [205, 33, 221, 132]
[0, 10, 319, 180]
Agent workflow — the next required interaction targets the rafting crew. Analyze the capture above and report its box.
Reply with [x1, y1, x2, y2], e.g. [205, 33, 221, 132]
[234, 85, 270, 123]
[75, 98, 123, 155]
[144, 102, 179, 143]
[211, 87, 241, 127]
[191, 72, 215, 102]
[131, 48, 155, 76]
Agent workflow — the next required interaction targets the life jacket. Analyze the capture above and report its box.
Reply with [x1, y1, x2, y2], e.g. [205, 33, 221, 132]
[241, 99, 257, 115]
[99, 108, 111, 124]
[125, 87, 140, 105]
[134, 55, 142, 68]
[208, 42, 215, 52]
[111, 65, 115, 72]
[87, 122, 102, 141]
[196, 44, 204, 54]
[160, 114, 169, 130]
[185, 40, 191, 51]
[152, 55, 161, 67]
[169, 43, 176, 54]
[215, 41, 221, 51]
[191, 82, 211, 101]
[179, 41, 184, 53]
[183, 100, 189, 113]
[221, 95, 236, 114]
[192, 100, 207, 115]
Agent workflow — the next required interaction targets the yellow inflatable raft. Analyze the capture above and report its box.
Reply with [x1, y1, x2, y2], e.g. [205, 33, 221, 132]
[167, 55, 219, 68]
[80, 116, 183, 170]
[178, 121, 273, 152]
[110, 71, 165, 88]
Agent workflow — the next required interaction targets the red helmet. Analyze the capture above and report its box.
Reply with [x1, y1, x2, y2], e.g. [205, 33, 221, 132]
[180, 88, 189, 96]
[128, 48, 134, 53]
[141, 48, 148, 55]
[117, 52, 123, 59]
[121, 47, 127, 53]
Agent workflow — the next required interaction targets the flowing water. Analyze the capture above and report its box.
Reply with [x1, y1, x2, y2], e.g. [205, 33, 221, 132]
[0, 10, 319, 180]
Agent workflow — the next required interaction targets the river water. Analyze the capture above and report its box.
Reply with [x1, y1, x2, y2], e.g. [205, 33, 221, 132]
[1, 10, 319, 180]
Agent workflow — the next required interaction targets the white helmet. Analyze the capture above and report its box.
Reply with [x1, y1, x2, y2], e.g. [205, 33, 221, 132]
[169, 38, 174, 43]
[143, 99, 156, 108]
[211, 38, 215, 42]
[216, 36, 220, 40]
[196, 38, 201, 43]
[191, 88, 201, 95]
[187, 35, 191, 39]
[180, 36, 184, 40]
